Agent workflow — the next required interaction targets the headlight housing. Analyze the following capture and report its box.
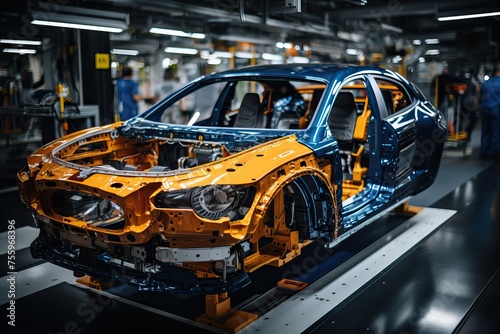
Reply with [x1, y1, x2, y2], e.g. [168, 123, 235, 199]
[154, 185, 255, 221]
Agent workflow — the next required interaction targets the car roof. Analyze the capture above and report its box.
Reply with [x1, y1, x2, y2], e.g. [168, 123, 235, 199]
[205, 63, 354, 82]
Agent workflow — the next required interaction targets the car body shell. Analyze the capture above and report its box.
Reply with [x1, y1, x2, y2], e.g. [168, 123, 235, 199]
[18, 64, 446, 294]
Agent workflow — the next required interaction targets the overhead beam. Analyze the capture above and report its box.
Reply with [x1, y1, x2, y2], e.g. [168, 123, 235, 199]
[330, 0, 496, 20]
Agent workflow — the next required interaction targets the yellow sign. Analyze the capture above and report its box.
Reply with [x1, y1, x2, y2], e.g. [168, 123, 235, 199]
[95, 53, 110, 69]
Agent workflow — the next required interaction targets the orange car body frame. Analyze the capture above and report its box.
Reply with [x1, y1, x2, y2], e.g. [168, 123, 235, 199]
[19, 64, 446, 294]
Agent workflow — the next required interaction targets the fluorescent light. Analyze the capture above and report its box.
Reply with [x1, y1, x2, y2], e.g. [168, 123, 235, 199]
[31, 5, 128, 33]
[425, 49, 440, 55]
[128, 60, 144, 68]
[412, 39, 422, 45]
[149, 27, 205, 39]
[3, 48, 37, 54]
[164, 47, 198, 55]
[32, 19, 123, 33]
[0, 39, 42, 45]
[235, 51, 259, 59]
[337, 31, 363, 42]
[213, 51, 233, 58]
[200, 50, 233, 59]
[207, 58, 222, 65]
[346, 48, 358, 55]
[290, 56, 310, 63]
[111, 48, 139, 56]
[216, 34, 275, 45]
[381, 23, 403, 34]
[262, 53, 283, 61]
[438, 11, 500, 21]
[418, 57, 426, 63]
[425, 38, 440, 44]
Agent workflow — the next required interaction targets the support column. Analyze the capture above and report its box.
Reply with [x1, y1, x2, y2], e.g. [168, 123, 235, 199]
[79, 30, 113, 125]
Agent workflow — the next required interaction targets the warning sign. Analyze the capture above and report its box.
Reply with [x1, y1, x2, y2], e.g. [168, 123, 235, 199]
[95, 53, 110, 69]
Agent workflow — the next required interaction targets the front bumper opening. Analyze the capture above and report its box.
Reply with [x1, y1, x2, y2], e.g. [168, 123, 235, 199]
[30, 227, 251, 294]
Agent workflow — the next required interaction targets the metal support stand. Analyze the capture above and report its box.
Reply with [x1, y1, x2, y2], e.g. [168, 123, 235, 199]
[75, 275, 119, 290]
[197, 293, 258, 333]
[444, 83, 469, 157]
[392, 201, 423, 216]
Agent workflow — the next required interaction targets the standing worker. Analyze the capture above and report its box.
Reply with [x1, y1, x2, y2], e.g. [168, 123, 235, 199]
[461, 70, 481, 154]
[479, 63, 500, 161]
[117, 67, 141, 121]
[153, 66, 186, 123]
[431, 65, 459, 113]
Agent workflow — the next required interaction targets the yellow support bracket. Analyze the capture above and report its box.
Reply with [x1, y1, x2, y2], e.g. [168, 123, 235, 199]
[76, 275, 119, 290]
[392, 201, 423, 216]
[197, 293, 258, 333]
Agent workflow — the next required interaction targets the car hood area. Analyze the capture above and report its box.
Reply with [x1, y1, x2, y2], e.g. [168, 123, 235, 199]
[21, 121, 311, 182]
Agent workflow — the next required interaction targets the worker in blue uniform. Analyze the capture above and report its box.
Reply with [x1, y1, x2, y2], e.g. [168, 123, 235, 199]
[117, 67, 141, 121]
[480, 64, 500, 161]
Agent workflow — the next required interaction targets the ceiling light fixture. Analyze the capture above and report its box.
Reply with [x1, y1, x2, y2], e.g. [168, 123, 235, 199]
[215, 34, 275, 45]
[30, 5, 128, 33]
[31, 20, 124, 33]
[425, 39, 440, 44]
[164, 47, 198, 55]
[425, 49, 440, 55]
[3, 48, 37, 54]
[346, 48, 359, 56]
[0, 39, 42, 46]
[150, 27, 205, 39]
[111, 49, 139, 56]
[235, 51, 260, 59]
[290, 56, 309, 64]
[380, 23, 403, 34]
[337, 31, 364, 43]
[262, 53, 283, 61]
[207, 58, 222, 65]
[437, 11, 500, 21]
[200, 50, 233, 59]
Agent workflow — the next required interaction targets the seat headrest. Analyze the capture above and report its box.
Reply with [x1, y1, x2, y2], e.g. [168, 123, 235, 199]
[234, 93, 262, 128]
[328, 92, 357, 142]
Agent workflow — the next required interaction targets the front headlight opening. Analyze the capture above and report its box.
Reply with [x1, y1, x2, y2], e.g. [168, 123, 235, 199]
[50, 190, 125, 229]
[191, 185, 251, 220]
[154, 189, 192, 208]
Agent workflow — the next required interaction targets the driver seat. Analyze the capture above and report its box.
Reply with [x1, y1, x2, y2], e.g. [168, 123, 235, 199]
[234, 93, 265, 128]
[328, 92, 358, 174]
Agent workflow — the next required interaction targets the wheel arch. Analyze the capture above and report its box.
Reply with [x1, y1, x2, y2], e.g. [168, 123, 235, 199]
[251, 170, 339, 242]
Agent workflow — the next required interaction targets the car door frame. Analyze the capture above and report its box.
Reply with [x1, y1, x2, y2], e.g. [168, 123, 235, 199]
[366, 74, 418, 190]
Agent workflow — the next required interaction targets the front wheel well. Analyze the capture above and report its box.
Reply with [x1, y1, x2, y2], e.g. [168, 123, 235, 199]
[268, 174, 337, 242]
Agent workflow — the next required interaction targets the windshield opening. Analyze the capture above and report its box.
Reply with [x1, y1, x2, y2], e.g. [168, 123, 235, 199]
[142, 78, 327, 130]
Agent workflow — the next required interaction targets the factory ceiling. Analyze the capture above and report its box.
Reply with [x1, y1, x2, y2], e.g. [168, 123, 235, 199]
[1, 0, 499, 64]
